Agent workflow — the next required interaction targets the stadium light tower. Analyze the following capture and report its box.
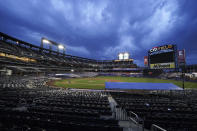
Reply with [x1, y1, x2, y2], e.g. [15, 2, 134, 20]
[41, 37, 66, 54]
[58, 44, 65, 54]
[43, 39, 50, 43]
[41, 38, 52, 50]
[58, 44, 64, 49]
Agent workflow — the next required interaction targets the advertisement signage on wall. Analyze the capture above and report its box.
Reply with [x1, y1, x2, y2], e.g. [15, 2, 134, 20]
[150, 62, 175, 69]
[149, 45, 175, 55]
[0, 52, 36, 63]
[144, 56, 148, 66]
[177, 50, 186, 65]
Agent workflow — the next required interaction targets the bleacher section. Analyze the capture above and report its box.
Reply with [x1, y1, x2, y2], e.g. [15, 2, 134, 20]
[0, 76, 122, 131]
[0, 76, 197, 131]
[111, 91, 197, 131]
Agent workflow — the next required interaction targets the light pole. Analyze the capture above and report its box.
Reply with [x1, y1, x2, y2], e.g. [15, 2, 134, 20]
[182, 64, 185, 90]
[58, 44, 65, 54]
[41, 37, 66, 54]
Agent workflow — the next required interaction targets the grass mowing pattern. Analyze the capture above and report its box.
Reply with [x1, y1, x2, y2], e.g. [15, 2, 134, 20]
[54, 76, 197, 90]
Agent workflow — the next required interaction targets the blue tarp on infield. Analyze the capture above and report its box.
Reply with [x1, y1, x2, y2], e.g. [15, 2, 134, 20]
[105, 82, 183, 90]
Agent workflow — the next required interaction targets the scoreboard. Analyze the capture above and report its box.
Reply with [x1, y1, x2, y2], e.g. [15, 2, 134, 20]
[148, 45, 177, 69]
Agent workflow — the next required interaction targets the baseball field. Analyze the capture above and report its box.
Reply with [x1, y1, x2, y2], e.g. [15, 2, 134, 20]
[53, 76, 197, 90]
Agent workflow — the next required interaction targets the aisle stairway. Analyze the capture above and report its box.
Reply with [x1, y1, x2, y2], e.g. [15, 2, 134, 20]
[108, 95, 146, 131]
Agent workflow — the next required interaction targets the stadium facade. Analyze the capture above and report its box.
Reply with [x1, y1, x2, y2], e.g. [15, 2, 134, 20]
[0, 32, 137, 76]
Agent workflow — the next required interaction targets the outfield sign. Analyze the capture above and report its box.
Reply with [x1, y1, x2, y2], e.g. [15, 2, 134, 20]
[150, 62, 175, 69]
[144, 56, 148, 66]
[178, 50, 186, 65]
[149, 45, 174, 54]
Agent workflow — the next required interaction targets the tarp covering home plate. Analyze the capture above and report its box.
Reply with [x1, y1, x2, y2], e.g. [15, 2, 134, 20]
[105, 82, 183, 90]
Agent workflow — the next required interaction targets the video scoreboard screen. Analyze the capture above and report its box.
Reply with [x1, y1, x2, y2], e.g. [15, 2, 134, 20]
[150, 51, 174, 64]
[148, 45, 176, 69]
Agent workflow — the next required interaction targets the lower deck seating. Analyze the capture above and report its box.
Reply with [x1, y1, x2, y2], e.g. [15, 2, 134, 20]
[111, 92, 197, 131]
[0, 77, 122, 131]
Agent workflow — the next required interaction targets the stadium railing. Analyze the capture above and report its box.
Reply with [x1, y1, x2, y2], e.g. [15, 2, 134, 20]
[110, 91, 197, 130]
[128, 111, 143, 131]
[151, 124, 167, 131]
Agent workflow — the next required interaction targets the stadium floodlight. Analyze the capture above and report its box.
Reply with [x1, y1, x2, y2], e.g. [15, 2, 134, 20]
[124, 52, 129, 60]
[118, 53, 124, 60]
[41, 37, 66, 54]
[43, 39, 50, 44]
[58, 44, 64, 49]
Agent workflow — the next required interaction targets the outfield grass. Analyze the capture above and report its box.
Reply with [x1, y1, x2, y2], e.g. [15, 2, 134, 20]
[54, 76, 197, 90]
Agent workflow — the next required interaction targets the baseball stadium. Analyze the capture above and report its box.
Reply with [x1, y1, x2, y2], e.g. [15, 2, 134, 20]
[0, 31, 197, 131]
[1, 1, 197, 131]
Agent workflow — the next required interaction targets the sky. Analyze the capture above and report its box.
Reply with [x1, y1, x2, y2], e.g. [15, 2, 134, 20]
[0, 0, 197, 66]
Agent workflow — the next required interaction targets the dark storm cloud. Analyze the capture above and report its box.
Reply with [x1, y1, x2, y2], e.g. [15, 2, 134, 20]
[161, 0, 197, 64]
[0, 0, 197, 65]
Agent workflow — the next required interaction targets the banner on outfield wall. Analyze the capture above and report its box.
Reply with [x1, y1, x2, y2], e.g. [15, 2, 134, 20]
[150, 62, 175, 69]
[178, 50, 186, 65]
[144, 56, 148, 66]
